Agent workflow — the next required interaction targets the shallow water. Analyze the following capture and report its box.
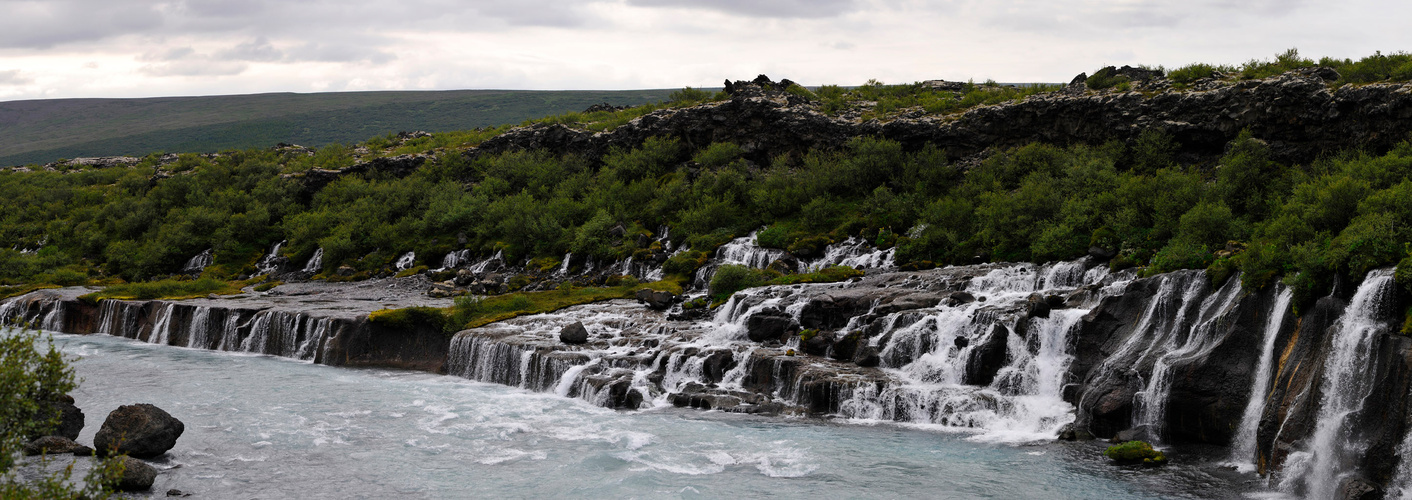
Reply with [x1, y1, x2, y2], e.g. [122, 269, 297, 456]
[25, 330, 1253, 499]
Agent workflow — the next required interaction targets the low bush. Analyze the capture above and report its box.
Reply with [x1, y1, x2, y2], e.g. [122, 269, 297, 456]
[1103, 441, 1168, 466]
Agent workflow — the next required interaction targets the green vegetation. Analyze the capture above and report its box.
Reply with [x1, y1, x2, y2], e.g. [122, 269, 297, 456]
[814, 80, 1064, 120]
[1103, 441, 1168, 466]
[708, 264, 865, 302]
[1, 329, 123, 497]
[0, 89, 678, 167]
[79, 278, 243, 302]
[1157, 48, 1412, 89]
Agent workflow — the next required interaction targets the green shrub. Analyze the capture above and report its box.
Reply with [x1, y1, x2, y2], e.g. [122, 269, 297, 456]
[368, 306, 448, 333]
[1086, 66, 1129, 90]
[1167, 63, 1229, 85]
[709, 264, 763, 300]
[664, 250, 710, 277]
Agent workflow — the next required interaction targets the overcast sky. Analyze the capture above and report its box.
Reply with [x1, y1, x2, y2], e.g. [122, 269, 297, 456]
[0, 0, 1408, 101]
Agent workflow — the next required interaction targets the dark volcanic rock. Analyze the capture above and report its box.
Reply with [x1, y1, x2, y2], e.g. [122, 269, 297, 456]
[854, 346, 881, 368]
[94, 404, 185, 459]
[559, 321, 590, 344]
[23, 435, 83, 456]
[635, 289, 676, 310]
[963, 323, 1009, 386]
[115, 456, 158, 492]
[746, 309, 794, 343]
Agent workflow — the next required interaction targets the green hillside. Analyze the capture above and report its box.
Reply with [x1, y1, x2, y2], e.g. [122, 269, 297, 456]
[0, 89, 676, 167]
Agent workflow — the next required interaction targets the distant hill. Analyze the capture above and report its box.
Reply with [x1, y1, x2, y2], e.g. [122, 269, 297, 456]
[0, 89, 677, 166]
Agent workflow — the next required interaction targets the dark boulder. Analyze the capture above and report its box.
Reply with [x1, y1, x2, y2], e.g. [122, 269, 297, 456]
[801, 331, 833, 357]
[115, 455, 158, 492]
[635, 289, 676, 310]
[23, 435, 83, 456]
[746, 309, 794, 343]
[701, 350, 738, 383]
[1025, 293, 1051, 319]
[854, 346, 881, 368]
[94, 404, 184, 459]
[31, 398, 84, 441]
[963, 324, 1009, 386]
[830, 332, 862, 361]
[1338, 475, 1381, 500]
[943, 291, 976, 307]
[876, 293, 947, 315]
[559, 322, 590, 344]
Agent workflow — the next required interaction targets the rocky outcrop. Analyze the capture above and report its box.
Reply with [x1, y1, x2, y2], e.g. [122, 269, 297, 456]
[471, 72, 1412, 169]
[94, 404, 184, 459]
[559, 321, 589, 344]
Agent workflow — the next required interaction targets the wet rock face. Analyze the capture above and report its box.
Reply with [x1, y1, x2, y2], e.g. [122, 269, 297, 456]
[746, 309, 794, 343]
[963, 323, 1009, 386]
[635, 289, 676, 310]
[94, 404, 184, 459]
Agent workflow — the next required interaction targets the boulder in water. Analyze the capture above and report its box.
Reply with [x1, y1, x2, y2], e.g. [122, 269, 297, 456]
[115, 455, 158, 491]
[800, 330, 833, 356]
[830, 331, 862, 361]
[1338, 475, 1382, 500]
[635, 289, 676, 310]
[23, 435, 84, 456]
[94, 404, 184, 458]
[1026, 293, 1051, 319]
[36, 397, 84, 441]
[854, 345, 881, 368]
[560, 322, 590, 344]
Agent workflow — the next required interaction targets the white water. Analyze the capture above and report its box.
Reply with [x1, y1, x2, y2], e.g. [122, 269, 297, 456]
[254, 240, 287, 276]
[395, 251, 417, 271]
[1389, 416, 1412, 499]
[436, 249, 472, 271]
[1228, 286, 1294, 472]
[555, 253, 572, 277]
[469, 250, 503, 274]
[1279, 269, 1396, 499]
[303, 248, 324, 273]
[806, 237, 896, 271]
[1133, 275, 1244, 443]
[182, 249, 214, 274]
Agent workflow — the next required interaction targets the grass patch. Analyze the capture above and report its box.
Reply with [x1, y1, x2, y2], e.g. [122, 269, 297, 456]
[708, 264, 864, 302]
[79, 277, 244, 302]
[0, 284, 61, 300]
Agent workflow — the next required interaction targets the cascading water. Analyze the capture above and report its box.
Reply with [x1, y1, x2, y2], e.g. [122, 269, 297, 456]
[395, 252, 417, 271]
[1228, 286, 1294, 472]
[150, 303, 176, 345]
[805, 237, 896, 272]
[1279, 269, 1397, 499]
[182, 249, 214, 274]
[436, 249, 471, 271]
[1133, 275, 1244, 443]
[469, 250, 504, 274]
[303, 248, 324, 273]
[555, 253, 572, 277]
[1388, 422, 1412, 499]
[255, 240, 287, 276]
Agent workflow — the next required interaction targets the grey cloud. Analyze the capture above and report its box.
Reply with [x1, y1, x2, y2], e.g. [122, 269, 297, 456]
[139, 60, 249, 77]
[285, 43, 397, 64]
[628, 0, 859, 18]
[0, 70, 34, 85]
[0, 0, 164, 48]
[218, 38, 284, 62]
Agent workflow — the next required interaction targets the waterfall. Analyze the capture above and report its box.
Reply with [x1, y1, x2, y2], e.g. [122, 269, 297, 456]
[182, 249, 214, 274]
[805, 237, 896, 272]
[1389, 415, 1412, 499]
[1228, 286, 1294, 471]
[1133, 275, 1244, 443]
[187, 307, 212, 349]
[395, 252, 416, 271]
[39, 301, 64, 332]
[554, 253, 572, 277]
[717, 232, 786, 269]
[303, 248, 324, 273]
[255, 240, 287, 276]
[1279, 269, 1397, 499]
[435, 249, 471, 271]
[150, 303, 176, 345]
[469, 250, 503, 274]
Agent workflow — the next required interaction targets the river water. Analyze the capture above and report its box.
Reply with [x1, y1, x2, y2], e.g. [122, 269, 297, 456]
[22, 330, 1255, 499]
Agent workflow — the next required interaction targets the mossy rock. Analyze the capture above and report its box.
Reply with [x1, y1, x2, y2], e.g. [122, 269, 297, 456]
[1103, 441, 1168, 466]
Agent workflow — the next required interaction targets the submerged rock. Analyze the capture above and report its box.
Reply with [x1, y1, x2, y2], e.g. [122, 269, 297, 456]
[94, 404, 184, 459]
